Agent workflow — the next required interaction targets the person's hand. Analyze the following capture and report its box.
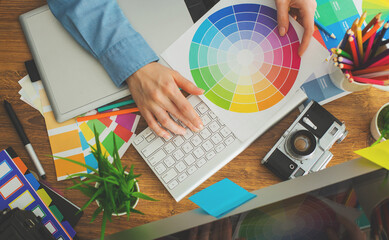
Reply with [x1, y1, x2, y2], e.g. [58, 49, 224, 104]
[275, 0, 317, 56]
[127, 62, 204, 139]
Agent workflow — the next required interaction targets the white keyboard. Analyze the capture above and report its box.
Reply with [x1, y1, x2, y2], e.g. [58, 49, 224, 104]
[133, 95, 238, 201]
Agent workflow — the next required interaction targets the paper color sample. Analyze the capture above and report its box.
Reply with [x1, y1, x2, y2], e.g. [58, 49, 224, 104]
[354, 140, 389, 170]
[161, 0, 328, 141]
[363, 0, 389, 39]
[0, 149, 72, 240]
[314, 0, 360, 50]
[189, 178, 256, 218]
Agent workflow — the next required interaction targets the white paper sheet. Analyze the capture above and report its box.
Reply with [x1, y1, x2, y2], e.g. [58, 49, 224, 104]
[162, 0, 328, 141]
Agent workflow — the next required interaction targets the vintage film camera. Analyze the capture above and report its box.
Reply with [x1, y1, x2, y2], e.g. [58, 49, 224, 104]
[262, 101, 348, 180]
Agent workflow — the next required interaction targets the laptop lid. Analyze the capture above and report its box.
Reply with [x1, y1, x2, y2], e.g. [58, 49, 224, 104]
[103, 158, 384, 240]
[19, 0, 193, 122]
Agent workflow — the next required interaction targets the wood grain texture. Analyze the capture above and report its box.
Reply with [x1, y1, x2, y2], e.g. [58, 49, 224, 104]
[0, 1, 388, 239]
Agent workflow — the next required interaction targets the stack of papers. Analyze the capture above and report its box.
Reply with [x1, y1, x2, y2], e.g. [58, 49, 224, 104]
[18, 76, 140, 180]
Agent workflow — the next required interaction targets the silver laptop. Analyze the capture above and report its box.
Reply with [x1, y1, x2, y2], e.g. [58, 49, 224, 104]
[19, 0, 193, 122]
[102, 157, 384, 240]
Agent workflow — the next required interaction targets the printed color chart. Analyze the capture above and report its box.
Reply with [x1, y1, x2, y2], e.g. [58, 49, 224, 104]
[189, 4, 301, 113]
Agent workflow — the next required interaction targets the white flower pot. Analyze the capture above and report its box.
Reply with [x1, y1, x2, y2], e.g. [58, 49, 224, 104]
[370, 102, 389, 142]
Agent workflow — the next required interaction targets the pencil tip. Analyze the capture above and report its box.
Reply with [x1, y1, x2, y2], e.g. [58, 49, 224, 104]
[331, 34, 336, 39]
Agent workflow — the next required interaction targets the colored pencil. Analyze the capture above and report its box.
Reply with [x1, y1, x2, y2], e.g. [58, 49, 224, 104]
[363, 49, 389, 68]
[77, 107, 139, 122]
[369, 22, 389, 59]
[339, 63, 354, 70]
[352, 65, 389, 76]
[362, 20, 384, 43]
[362, 13, 381, 35]
[351, 18, 359, 33]
[340, 29, 354, 50]
[352, 76, 388, 86]
[337, 56, 354, 65]
[363, 31, 376, 63]
[381, 39, 389, 46]
[97, 99, 135, 112]
[370, 55, 389, 68]
[314, 18, 336, 39]
[348, 37, 359, 66]
[357, 71, 389, 79]
[335, 48, 352, 60]
[356, 26, 364, 58]
[358, 11, 367, 28]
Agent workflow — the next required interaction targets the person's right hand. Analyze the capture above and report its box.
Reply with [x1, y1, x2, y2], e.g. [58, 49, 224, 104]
[127, 62, 204, 139]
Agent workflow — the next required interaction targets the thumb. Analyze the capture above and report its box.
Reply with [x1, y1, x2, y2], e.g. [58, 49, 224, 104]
[276, 0, 290, 36]
[174, 72, 204, 95]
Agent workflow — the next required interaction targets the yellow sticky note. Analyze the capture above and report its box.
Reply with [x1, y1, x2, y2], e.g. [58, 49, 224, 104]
[355, 140, 389, 170]
[37, 188, 52, 206]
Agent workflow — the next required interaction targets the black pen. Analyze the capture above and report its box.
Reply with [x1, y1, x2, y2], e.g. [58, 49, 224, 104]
[3, 100, 46, 179]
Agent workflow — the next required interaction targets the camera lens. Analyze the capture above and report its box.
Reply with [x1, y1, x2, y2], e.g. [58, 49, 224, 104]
[289, 130, 316, 157]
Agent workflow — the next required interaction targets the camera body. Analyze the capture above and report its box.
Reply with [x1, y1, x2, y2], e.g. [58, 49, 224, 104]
[262, 101, 348, 180]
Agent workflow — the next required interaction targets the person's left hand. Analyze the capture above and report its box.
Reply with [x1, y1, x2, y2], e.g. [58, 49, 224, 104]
[275, 0, 317, 56]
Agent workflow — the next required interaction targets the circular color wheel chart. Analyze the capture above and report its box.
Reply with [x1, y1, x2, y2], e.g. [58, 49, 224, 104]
[189, 3, 301, 113]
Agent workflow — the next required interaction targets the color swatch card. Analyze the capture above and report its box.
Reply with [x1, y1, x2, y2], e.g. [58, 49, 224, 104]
[0, 149, 72, 240]
[363, 0, 389, 39]
[162, 0, 328, 141]
[314, 0, 360, 50]
[77, 110, 140, 173]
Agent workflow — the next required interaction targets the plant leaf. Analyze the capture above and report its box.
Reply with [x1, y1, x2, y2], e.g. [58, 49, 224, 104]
[53, 156, 98, 174]
[80, 187, 104, 212]
[91, 206, 103, 223]
[132, 192, 158, 201]
[130, 208, 144, 215]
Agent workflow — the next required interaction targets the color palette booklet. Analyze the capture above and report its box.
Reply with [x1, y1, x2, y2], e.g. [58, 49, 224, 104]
[0, 148, 73, 240]
[162, 0, 328, 141]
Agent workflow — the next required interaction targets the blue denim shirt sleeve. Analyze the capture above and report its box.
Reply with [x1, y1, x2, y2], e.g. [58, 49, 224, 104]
[47, 0, 159, 87]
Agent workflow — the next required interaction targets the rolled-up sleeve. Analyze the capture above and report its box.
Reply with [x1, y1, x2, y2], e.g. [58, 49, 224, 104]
[47, 0, 159, 87]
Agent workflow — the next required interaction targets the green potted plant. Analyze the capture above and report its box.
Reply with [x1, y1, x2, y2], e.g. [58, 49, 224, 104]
[371, 102, 389, 145]
[55, 127, 157, 240]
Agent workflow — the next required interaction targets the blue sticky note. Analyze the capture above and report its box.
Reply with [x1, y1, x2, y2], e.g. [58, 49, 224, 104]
[189, 178, 256, 218]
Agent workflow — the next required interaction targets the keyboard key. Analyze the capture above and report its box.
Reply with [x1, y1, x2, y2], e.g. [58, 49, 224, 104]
[162, 169, 177, 183]
[155, 163, 167, 174]
[173, 149, 185, 160]
[217, 118, 225, 126]
[225, 136, 235, 146]
[134, 136, 144, 145]
[220, 126, 232, 137]
[142, 138, 164, 157]
[193, 147, 205, 158]
[182, 142, 194, 153]
[143, 128, 153, 138]
[197, 103, 209, 114]
[178, 173, 188, 182]
[148, 149, 166, 166]
[206, 151, 216, 160]
[215, 143, 225, 153]
[191, 135, 202, 146]
[187, 165, 197, 175]
[146, 133, 156, 142]
[209, 111, 217, 119]
[201, 114, 211, 126]
[164, 143, 175, 154]
[211, 133, 222, 145]
[208, 121, 220, 132]
[173, 136, 184, 147]
[197, 158, 206, 167]
[202, 140, 214, 152]
[164, 156, 175, 167]
[184, 154, 196, 166]
[200, 128, 211, 139]
[168, 180, 178, 189]
[183, 128, 193, 139]
[175, 161, 186, 172]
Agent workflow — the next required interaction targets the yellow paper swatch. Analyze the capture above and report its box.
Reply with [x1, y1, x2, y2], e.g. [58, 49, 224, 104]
[354, 140, 389, 170]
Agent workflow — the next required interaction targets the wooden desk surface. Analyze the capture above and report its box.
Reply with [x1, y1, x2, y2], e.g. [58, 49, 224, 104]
[0, 1, 388, 239]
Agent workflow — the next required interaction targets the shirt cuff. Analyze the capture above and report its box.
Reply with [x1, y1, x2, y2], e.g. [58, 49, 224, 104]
[99, 33, 159, 87]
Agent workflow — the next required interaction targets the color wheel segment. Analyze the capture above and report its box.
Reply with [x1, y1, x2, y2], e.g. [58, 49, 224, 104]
[189, 4, 301, 113]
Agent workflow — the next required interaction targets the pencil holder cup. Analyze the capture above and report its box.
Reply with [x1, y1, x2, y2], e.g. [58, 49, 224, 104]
[370, 102, 389, 142]
[328, 61, 370, 92]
